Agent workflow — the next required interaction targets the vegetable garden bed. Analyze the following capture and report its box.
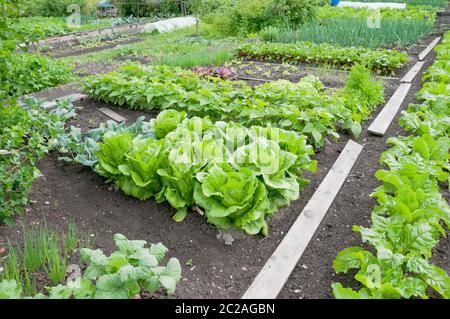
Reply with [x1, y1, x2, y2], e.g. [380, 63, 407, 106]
[0, 59, 400, 298]
[1, 1, 449, 301]
[39, 34, 144, 59]
[0, 96, 380, 298]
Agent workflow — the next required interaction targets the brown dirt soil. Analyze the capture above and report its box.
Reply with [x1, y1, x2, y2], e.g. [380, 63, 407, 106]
[47, 37, 144, 58]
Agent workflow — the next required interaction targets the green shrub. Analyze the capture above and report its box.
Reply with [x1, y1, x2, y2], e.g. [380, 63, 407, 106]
[119, 0, 182, 17]
[13, 17, 69, 40]
[0, 54, 74, 99]
[20, 0, 98, 17]
[227, 0, 273, 35]
[271, 0, 321, 26]
[199, 0, 321, 36]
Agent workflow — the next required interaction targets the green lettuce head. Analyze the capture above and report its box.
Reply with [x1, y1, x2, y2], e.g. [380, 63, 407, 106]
[96, 132, 133, 179]
[116, 137, 164, 201]
[194, 163, 272, 236]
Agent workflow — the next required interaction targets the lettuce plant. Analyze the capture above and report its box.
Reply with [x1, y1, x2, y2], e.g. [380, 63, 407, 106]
[194, 163, 272, 235]
[60, 111, 316, 236]
[332, 29, 450, 299]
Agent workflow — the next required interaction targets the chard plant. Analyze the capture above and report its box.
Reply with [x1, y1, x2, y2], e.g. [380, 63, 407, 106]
[332, 30, 450, 300]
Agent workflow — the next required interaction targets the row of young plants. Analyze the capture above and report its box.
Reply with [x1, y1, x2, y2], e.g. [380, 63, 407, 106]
[237, 42, 408, 75]
[84, 64, 385, 148]
[0, 230, 181, 299]
[58, 111, 317, 236]
[260, 15, 435, 50]
[1, 222, 90, 296]
[293, 5, 437, 50]
[0, 99, 76, 224]
[332, 32, 450, 299]
[316, 5, 438, 21]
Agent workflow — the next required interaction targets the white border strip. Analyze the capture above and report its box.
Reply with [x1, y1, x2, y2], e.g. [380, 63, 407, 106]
[418, 37, 441, 61]
[242, 140, 363, 299]
[401, 61, 425, 83]
[368, 83, 411, 136]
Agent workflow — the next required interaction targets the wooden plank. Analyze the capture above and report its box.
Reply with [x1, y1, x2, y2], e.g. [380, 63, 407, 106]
[242, 140, 363, 299]
[368, 83, 411, 136]
[56, 93, 87, 103]
[0, 149, 13, 155]
[418, 37, 441, 61]
[401, 61, 425, 83]
[98, 107, 127, 123]
[41, 101, 57, 109]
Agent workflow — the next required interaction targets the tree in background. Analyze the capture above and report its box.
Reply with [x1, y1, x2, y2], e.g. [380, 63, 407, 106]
[118, 0, 181, 18]
[18, 0, 98, 17]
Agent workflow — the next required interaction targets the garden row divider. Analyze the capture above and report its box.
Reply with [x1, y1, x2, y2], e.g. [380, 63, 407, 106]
[36, 93, 129, 124]
[401, 61, 425, 83]
[37, 93, 87, 109]
[242, 139, 363, 299]
[98, 107, 127, 123]
[56, 93, 87, 103]
[418, 37, 442, 61]
[368, 83, 412, 136]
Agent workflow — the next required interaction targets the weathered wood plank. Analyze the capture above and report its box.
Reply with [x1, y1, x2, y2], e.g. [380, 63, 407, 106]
[242, 140, 363, 299]
[56, 93, 87, 103]
[98, 107, 127, 123]
[418, 37, 441, 61]
[0, 149, 13, 155]
[368, 83, 411, 136]
[41, 101, 57, 109]
[401, 61, 425, 83]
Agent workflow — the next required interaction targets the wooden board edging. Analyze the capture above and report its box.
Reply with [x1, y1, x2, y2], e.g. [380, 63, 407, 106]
[242, 140, 364, 299]
[368, 83, 412, 136]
